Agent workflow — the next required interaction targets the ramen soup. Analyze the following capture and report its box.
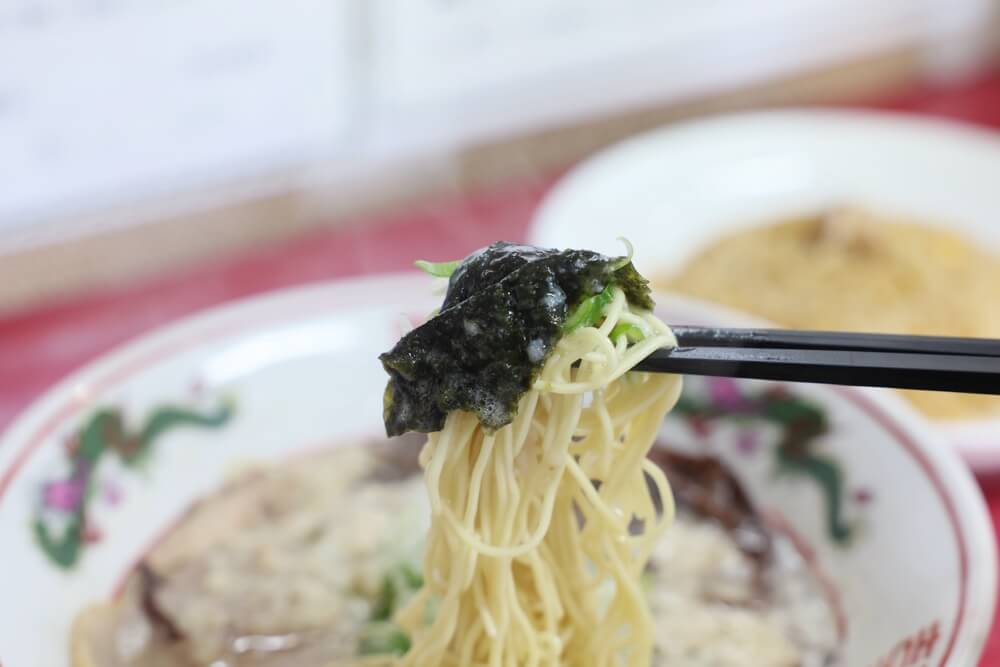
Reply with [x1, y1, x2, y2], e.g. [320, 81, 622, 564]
[70, 440, 839, 666]
[662, 209, 1000, 419]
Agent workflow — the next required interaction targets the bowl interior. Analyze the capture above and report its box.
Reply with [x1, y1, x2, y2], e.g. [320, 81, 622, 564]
[0, 274, 994, 666]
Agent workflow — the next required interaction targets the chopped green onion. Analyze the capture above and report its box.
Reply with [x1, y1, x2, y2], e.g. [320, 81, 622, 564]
[564, 285, 615, 333]
[359, 621, 412, 656]
[610, 322, 645, 344]
[370, 562, 425, 622]
[360, 561, 425, 657]
[564, 285, 647, 345]
[415, 259, 461, 278]
[399, 562, 424, 589]
[370, 574, 398, 622]
[609, 237, 635, 271]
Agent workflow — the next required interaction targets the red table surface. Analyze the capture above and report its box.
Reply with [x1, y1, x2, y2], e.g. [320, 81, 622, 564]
[3, 71, 1000, 663]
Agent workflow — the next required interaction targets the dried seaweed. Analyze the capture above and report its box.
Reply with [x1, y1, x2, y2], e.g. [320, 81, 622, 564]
[380, 242, 652, 436]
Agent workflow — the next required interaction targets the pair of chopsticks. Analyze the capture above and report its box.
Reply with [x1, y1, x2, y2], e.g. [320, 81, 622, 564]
[633, 327, 1000, 395]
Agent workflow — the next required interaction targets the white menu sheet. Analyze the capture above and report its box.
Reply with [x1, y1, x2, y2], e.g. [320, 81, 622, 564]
[0, 0, 359, 233]
[367, 0, 930, 153]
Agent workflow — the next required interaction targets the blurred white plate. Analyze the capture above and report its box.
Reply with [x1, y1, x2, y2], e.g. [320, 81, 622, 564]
[530, 109, 1000, 469]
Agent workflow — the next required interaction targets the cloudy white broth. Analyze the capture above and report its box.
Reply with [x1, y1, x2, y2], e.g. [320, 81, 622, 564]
[70, 440, 838, 666]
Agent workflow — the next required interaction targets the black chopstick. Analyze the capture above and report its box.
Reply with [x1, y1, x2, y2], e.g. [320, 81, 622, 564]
[670, 326, 1000, 357]
[633, 329, 1000, 395]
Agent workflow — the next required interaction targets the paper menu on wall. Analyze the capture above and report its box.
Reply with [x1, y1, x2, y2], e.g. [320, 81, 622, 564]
[372, 0, 738, 106]
[366, 0, 923, 149]
[0, 0, 359, 232]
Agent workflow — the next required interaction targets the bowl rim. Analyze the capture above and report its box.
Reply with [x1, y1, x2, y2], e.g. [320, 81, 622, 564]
[533, 108, 1000, 230]
[0, 273, 995, 665]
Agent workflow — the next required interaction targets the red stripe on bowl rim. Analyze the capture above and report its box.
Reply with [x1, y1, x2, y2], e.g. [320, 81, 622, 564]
[762, 509, 849, 643]
[830, 385, 969, 666]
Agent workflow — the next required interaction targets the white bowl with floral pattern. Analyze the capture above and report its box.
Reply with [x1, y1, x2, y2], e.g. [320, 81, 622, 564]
[0, 273, 994, 666]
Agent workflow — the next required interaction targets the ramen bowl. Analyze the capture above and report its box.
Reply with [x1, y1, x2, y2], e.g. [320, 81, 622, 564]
[0, 273, 994, 666]
[530, 109, 1000, 468]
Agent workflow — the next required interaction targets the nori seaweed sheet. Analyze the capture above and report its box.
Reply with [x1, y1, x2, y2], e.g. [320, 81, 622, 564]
[379, 242, 653, 436]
